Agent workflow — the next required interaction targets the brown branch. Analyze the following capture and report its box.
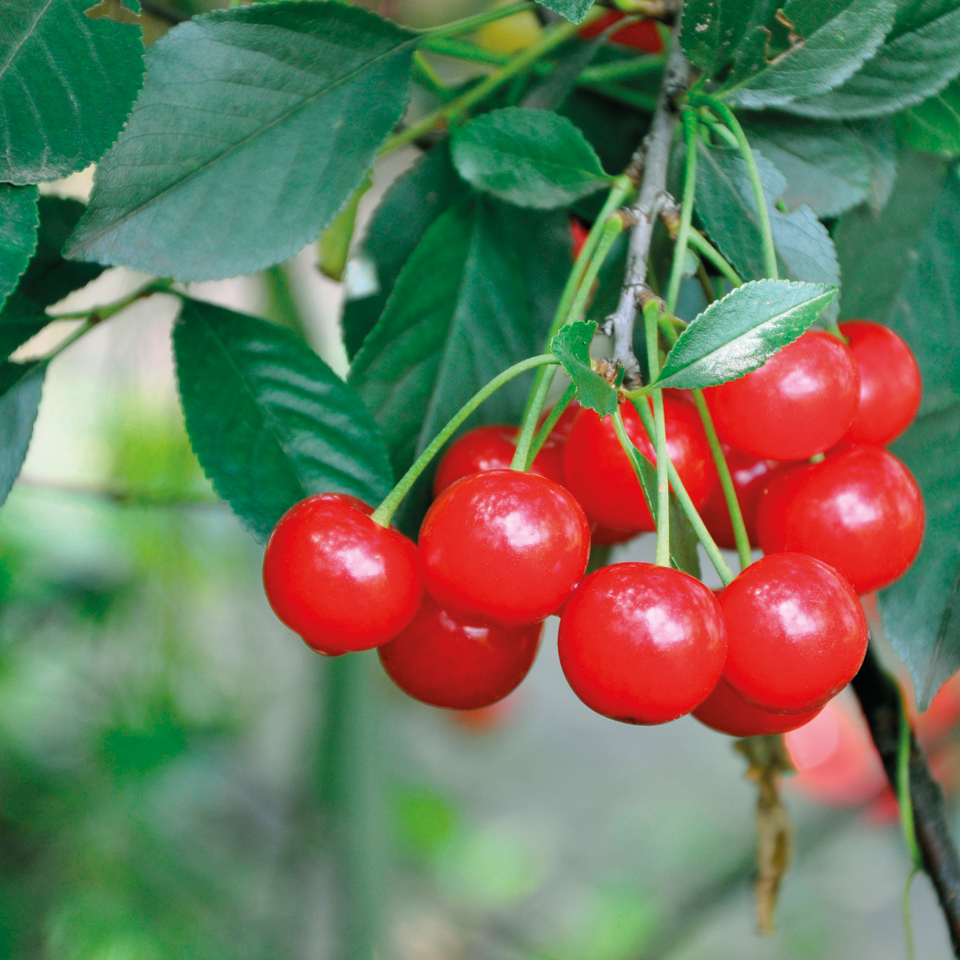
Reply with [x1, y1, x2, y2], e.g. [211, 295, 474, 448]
[851, 642, 960, 957]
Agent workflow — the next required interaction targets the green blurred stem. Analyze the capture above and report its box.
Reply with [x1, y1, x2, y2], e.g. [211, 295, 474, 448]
[642, 301, 670, 567]
[687, 229, 742, 287]
[898, 682, 923, 868]
[525, 383, 576, 468]
[583, 53, 667, 83]
[48, 278, 173, 322]
[371, 354, 558, 527]
[412, 51, 455, 101]
[665, 108, 699, 314]
[422, 0, 534, 38]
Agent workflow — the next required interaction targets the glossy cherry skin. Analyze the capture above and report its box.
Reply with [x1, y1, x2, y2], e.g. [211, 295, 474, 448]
[378, 594, 542, 710]
[563, 397, 718, 534]
[720, 553, 868, 715]
[700, 446, 780, 550]
[579, 11, 663, 50]
[704, 331, 860, 460]
[433, 425, 565, 497]
[419, 470, 590, 627]
[840, 320, 922, 447]
[756, 446, 924, 595]
[262, 493, 423, 654]
[693, 678, 823, 737]
[558, 563, 727, 724]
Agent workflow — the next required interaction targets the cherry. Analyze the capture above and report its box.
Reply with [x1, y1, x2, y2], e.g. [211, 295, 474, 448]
[570, 219, 590, 259]
[433, 425, 565, 497]
[693, 678, 823, 737]
[563, 397, 717, 534]
[538, 398, 583, 440]
[700, 446, 780, 550]
[558, 563, 727, 724]
[839, 320, 922, 447]
[579, 12, 664, 51]
[756, 445, 924, 595]
[720, 553, 868, 715]
[703, 331, 860, 460]
[262, 493, 422, 654]
[589, 523, 636, 546]
[378, 594, 542, 710]
[419, 470, 590, 627]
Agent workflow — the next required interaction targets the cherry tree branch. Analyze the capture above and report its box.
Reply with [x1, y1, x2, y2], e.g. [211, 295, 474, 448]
[852, 643, 960, 956]
[603, 26, 691, 388]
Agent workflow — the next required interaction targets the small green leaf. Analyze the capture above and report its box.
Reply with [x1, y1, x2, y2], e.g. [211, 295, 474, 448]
[66, 3, 417, 281]
[174, 297, 393, 541]
[0, 0, 144, 183]
[896, 78, 960, 156]
[680, 0, 759, 77]
[654, 280, 836, 390]
[550, 321, 619, 417]
[0, 361, 46, 510]
[319, 174, 372, 282]
[535, 0, 594, 25]
[452, 108, 610, 210]
[0, 185, 39, 312]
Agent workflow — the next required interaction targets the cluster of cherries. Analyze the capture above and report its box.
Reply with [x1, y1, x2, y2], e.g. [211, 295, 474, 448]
[262, 317, 924, 738]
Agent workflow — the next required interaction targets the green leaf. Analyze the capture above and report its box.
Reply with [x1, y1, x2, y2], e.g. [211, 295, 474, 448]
[782, 3, 960, 118]
[535, 0, 594, 25]
[879, 403, 960, 709]
[0, 0, 144, 183]
[66, 3, 417, 281]
[341, 145, 467, 361]
[680, 0, 759, 76]
[451, 108, 609, 210]
[726, 0, 898, 110]
[695, 142, 841, 320]
[895, 78, 960, 155]
[349, 196, 569, 475]
[319, 174, 372, 282]
[173, 297, 393, 541]
[654, 280, 836, 390]
[0, 361, 46, 510]
[550, 321, 619, 416]
[0, 185, 39, 312]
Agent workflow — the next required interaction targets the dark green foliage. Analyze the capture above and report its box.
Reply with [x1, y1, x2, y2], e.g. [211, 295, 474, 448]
[551, 321, 620, 416]
[0, 186, 38, 311]
[0, 361, 45, 509]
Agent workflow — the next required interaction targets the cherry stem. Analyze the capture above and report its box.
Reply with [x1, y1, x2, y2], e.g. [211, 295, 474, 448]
[371, 354, 559, 527]
[419, 0, 534, 38]
[643, 301, 671, 568]
[897, 680, 923, 869]
[524, 382, 576, 470]
[632, 397, 736, 586]
[665, 107, 700, 315]
[688, 230, 742, 287]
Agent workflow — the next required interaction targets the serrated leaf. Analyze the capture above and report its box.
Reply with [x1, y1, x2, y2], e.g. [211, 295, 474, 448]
[0, 361, 46, 510]
[451, 108, 610, 210]
[66, 3, 417, 281]
[173, 297, 393, 541]
[680, 0, 759, 76]
[850, 117, 898, 208]
[0, 0, 144, 183]
[535, 0, 594, 25]
[0, 185, 39, 312]
[342, 145, 467, 361]
[782, 4, 960, 118]
[725, 0, 898, 110]
[695, 142, 840, 321]
[654, 280, 836, 390]
[550, 320, 619, 416]
[349, 195, 568, 474]
[896, 78, 960, 155]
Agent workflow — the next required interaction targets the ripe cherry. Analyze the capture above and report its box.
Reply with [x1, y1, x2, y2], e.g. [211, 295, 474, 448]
[700, 446, 780, 550]
[262, 493, 423, 654]
[839, 320, 922, 447]
[579, 12, 663, 51]
[756, 445, 924, 595]
[563, 397, 717, 535]
[558, 563, 727, 724]
[378, 594, 542, 710]
[570, 219, 590, 259]
[538, 398, 583, 440]
[433, 425, 565, 497]
[693, 678, 823, 737]
[720, 553, 868, 715]
[419, 470, 590, 627]
[704, 331, 860, 460]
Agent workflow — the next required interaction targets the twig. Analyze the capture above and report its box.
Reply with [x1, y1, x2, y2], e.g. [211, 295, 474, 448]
[604, 24, 692, 388]
[851, 643, 960, 956]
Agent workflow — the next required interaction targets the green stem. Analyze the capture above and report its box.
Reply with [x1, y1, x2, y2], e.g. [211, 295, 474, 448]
[904, 866, 919, 960]
[48, 277, 173, 320]
[581, 53, 667, 84]
[898, 683, 923, 868]
[511, 368, 559, 471]
[422, 1, 535, 38]
[420, 35, 513, 66]
[687, 229, 742, 287]
[411, 51, 455, 101]
[665, 108, 699, 315]
[371, 354, 558, 526]
[643, 301, 670, 568]
[633, 398, 736, 585]
[526, 383, 576, 468]
[566, 215, 625, 329]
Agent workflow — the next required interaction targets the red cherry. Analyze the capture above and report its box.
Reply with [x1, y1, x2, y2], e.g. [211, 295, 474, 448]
[589, 523, 636, 546]
[419, 470, 590, 627]
[756, 446, 924, 594]
[433, 425, 565, 497]
[563, 398, 717, 534]
[839, 320, 922, 447]
[378, 594, 541, 710]
[700, 446, 780, 550]
[558, 563, 727, 724]
[720, 553, 868, 715]
[262, 493, 423, 653]
[703, 331, 860, 460]
[570, 219, 590, 260]
[538, 398, 583, 441]
[579, 11, 663, 51]
[693, 678, 823, 737]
